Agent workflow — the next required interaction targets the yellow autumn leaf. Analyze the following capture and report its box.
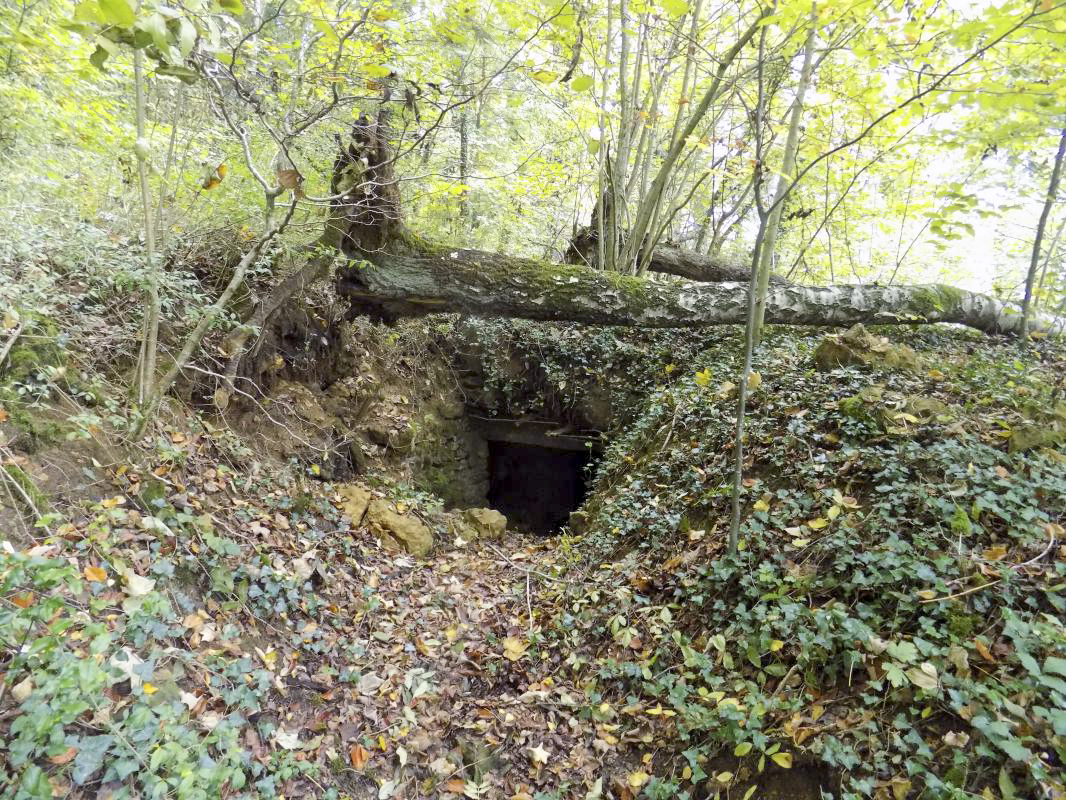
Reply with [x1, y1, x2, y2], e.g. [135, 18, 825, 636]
[770, 751, 793, 768]
[770, 640, 784, 652]
[747, 371, 762, 390]
[753, 498, 770, 512]
[807, 517, 829, 530]
[142, 682, 158, 695]
[982, 545, 1007, 561]
[502, 636, 528, 661]
[628, 771, 650, 789]
[84, 565, 107, 582]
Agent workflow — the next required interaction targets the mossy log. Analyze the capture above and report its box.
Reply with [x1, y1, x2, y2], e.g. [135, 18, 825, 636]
[337, 248, 1064, 336]
[328, 105, 1063, 337]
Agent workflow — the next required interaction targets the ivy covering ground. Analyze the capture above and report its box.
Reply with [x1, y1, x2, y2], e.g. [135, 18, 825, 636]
[2, 313, 1065, 800]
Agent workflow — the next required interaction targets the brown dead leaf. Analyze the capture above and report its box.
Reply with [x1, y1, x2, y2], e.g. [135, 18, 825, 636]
[349, 743, 370, 769]
[48, 746, 78, 765]
[277, 169, 303, 189]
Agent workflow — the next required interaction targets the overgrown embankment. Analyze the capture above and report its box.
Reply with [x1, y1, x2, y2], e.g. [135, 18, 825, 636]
[533, 323, 1066, 799]
[3, 252, 1065, 800]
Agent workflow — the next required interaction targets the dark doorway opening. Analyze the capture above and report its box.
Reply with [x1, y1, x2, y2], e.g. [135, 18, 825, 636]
[487, 441, 594, 534]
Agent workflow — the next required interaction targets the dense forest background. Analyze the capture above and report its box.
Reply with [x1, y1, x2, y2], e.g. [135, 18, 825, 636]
[2, 0, 1064, 298]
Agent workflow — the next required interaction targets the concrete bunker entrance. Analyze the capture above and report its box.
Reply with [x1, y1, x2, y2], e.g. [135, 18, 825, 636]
[469, 416, 599, 535]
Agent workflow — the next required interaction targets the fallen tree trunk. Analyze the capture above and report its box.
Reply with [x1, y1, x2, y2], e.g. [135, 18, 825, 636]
[337, 247, 1065, 336]
[327, 101, 1062, 337]
[646, 242, 786, 284]
[566, 225, 792, 285]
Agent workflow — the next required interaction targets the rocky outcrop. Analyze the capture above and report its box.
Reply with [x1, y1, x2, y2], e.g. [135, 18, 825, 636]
[459, 507, 507, 540]
[338, 484, 372, 523]
[365, 498, 433, 556]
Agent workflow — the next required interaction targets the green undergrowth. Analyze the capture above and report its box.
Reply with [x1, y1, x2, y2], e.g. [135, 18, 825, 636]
[0, 445, 358, 799]
[544, 325, 1066, 799]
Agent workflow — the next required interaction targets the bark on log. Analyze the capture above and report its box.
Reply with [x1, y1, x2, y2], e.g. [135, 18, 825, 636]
[566, 225, 791, 285]
[648, 242, 791, 284]
[337, 247, 1065, 336]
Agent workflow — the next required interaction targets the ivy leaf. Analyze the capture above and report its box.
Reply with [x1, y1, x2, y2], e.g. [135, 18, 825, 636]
[1043, 656, 1066, 678]
[71, 735, 114, 785]
[885, 640, 918, 664]
[884, 661, 907, 687]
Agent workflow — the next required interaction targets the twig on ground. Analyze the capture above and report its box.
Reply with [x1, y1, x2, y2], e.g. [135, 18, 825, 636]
[0, 320, 25, 369]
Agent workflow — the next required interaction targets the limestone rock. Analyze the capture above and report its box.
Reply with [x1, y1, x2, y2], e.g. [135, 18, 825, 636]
[365, 498, 433, 556]
[568, 510, 589, 535]
[814, 324, 919, 372]
[338, 484, 372, 524]
[364, 421, 392, 447]
[363, 420, 414, 451]
[438, 398, 466, 420]
[461, 507, 507, 540]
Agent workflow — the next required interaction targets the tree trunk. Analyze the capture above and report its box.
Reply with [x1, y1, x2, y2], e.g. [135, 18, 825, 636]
[752, 11, 818, 344]
[336, 246, 1064, 336]
[566, 225, 792, 285]
[458, 109, 471, 225]
[1022, 125, 1066, 337]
